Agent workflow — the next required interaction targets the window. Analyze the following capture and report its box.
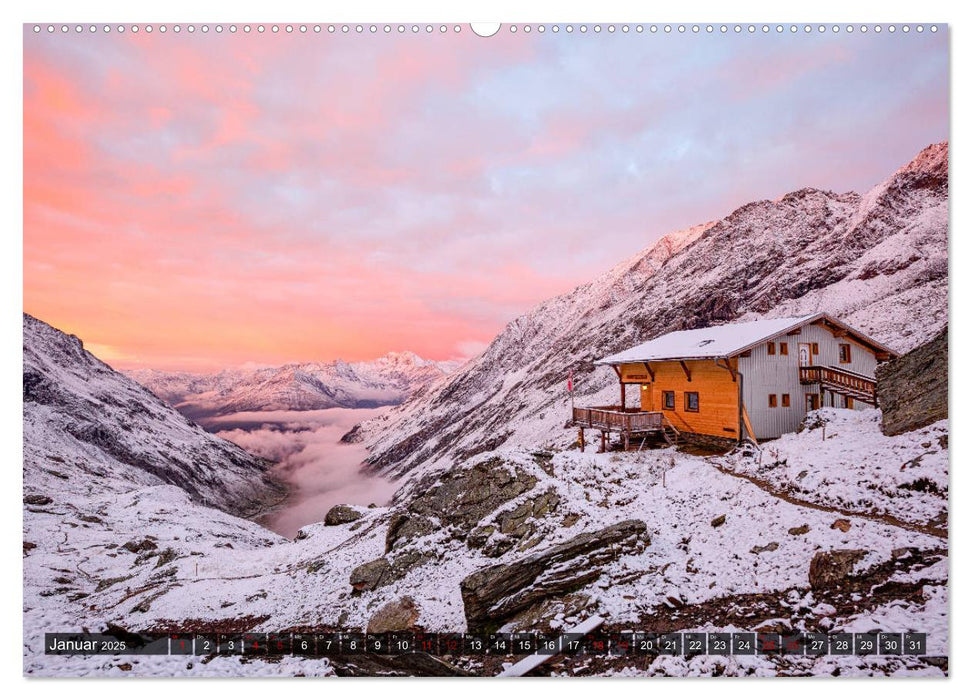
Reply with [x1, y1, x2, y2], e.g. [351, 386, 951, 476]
[781, 393, 790, 407]
[839, 343, 852, 363]
[685, 392, 699, 412]
[811, 342, 820, 354]
[663, 391, 675, 410]
[780, 342, 789, 356]
[767, 341, 776, 355]
[846, 397, 855, 409]
[768, 394, 778, 408]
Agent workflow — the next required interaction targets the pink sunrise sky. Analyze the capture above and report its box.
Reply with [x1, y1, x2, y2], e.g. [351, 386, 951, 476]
[24, 26, 948, 371]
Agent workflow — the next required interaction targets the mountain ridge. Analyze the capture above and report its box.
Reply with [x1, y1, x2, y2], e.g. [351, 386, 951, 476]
[356, 141, 948, 482]
[23, 313, 285, 517]
[127, 352, 460, 419]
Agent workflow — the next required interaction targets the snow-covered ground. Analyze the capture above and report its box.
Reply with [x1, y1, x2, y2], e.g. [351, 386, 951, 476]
[23, 143, 949, 677]
[25, 414, 948, 676]
[719, 409, 948, 531]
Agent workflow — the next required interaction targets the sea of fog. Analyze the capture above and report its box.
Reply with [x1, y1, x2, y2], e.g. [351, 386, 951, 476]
[200, 407, 397, 538]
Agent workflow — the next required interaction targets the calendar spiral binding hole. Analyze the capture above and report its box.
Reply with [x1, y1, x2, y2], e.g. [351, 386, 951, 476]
[31, 24, 940, 35]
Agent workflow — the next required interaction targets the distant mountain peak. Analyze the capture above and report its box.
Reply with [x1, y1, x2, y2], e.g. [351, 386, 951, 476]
[127, 349, 458, 416]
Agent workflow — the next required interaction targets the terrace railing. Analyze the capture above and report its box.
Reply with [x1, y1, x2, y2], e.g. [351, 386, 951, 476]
[571, 406, 665, 433]
[798, 365, 877, 403]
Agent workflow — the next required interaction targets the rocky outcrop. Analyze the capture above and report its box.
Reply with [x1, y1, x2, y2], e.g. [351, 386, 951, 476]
[877, 326, 948, 436]
[324, 504, 363, 526]
[460, 519, 649, 632]
[468, 488, 561, 557]
[808, 549, 868, 590]
[385, 457, 540, 552]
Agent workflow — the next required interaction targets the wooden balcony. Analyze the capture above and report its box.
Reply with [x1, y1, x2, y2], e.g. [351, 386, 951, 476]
[799, 365, 876, 403]
[571, 406, 665, 433]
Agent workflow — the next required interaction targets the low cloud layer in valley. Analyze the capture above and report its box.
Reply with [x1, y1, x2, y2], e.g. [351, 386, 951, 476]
[205, 408, 397, 538]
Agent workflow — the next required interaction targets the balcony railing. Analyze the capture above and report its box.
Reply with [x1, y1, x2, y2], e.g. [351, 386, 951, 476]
[571, 406, 665, 433]
[799, 365, 876, 402]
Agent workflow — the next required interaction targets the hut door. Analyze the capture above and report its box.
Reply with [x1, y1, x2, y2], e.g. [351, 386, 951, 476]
[798, 343, 812, 367]
[639, 384, 652, 411]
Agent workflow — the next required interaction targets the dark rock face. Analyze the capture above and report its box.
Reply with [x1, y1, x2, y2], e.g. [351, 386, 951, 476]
[23, 494, 52, 506]
[324, 504, 363, 526]
[385, 457, 539, 552]
[877, 326, 948, 436]
[469, 488, 561, 558]
[460, 519, 650, 632]
[808, 549, 868, 591]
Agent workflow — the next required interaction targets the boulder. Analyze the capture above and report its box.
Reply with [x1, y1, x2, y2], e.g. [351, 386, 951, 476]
[808, 549, 868, 590]
[831, 519, 852, 532]
[324, 504, 363, 526]
[876, 326, 947, 436]
[750, 541, 779, 554]
[411, 458, 537, 529]
[24, 494, 52, 506]
[466, 489, 561, 557]
[350, 558, 392, 592]
[788, 524, 810, 536]
[711, 515, 726, 528]
[460, 519, 649, 631]
[122, 538, 158, 554]
[350, 550, 432, 593]
[367, 596, 420, 633]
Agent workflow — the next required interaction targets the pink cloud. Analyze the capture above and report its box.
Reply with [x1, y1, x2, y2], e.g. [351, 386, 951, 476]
[23, 29, 947, 371]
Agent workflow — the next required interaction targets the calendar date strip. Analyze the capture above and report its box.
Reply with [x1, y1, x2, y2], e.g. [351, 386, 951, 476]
[45, 631, 928, 657]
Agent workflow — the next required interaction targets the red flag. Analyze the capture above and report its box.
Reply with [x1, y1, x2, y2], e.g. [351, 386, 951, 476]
[567, 370, 573, 393]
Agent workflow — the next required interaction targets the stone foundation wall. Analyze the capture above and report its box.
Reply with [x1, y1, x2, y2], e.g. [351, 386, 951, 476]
[678, 431, 738, 452]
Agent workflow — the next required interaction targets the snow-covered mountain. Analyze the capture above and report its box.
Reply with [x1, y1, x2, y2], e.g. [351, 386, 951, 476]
[23, 314, 286, 517]
[127, 352, 460, 418]
[357, 142, 948, 480]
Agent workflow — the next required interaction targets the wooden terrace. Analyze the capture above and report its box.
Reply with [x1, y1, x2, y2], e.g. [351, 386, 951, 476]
[570, 406, 679, 451]
[798, 365, 877, 404]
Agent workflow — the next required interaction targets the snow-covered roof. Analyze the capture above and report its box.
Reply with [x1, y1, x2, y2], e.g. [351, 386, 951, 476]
[596, 313, 896, 365]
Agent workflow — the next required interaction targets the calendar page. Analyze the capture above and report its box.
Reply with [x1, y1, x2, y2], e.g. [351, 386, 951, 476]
[22, 20, 949, 679]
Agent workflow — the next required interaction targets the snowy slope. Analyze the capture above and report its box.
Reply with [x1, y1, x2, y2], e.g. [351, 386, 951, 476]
[128, 352, 459, 418]
[357, 143, 948, 480]
[26, 413, 948, 677]
[23, 314, 286, 517]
